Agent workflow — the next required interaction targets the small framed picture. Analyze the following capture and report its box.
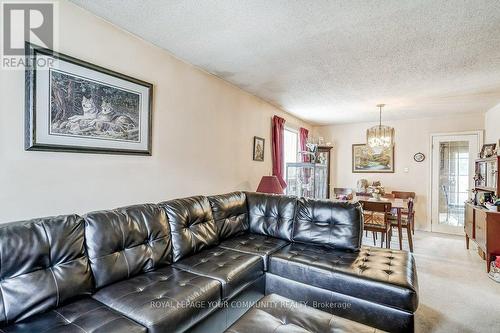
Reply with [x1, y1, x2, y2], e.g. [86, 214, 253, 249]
[253, 136, 265, 161]
[25, 42, 153, 155]
[480, 143, 496, 158]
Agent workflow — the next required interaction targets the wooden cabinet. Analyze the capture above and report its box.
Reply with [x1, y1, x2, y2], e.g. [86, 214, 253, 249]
[465, 155, 500, 271]
[464, 203, 474, 242]
[465, 203, 500, 271]
[475, 209, 487, 250]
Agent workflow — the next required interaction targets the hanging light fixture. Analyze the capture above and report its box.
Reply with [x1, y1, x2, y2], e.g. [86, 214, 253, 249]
[366, 104, 394, 154]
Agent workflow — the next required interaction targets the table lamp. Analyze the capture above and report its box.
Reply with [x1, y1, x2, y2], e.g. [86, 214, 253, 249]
[256, 176, 283, 194]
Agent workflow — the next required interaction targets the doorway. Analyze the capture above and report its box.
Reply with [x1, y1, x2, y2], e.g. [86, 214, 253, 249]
[430, 132, 481, 234]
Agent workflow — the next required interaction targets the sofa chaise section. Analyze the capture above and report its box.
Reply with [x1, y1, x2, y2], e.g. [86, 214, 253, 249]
[268, 244, 418, 313]
[261, 196, 418, 332]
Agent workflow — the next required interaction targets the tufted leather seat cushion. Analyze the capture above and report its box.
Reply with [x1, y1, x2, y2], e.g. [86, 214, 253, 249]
[84, 204, 172, 289]
[208, 192, 249, 240]
[268, 244, 418, 312]
[0, 215, 93, 325]
[225, 293, 384, 333]
[246, 192, 297, 241]
[173, 247, 264, 299]
[219, 234, 289, 270]
[92, 266, 221, 333]
[161, 196, 218, 262]
[294, 198, 363, 251]
[0, 298, 146, 333]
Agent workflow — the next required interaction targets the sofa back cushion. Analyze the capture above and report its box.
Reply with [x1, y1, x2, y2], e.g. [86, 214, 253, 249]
[0, 215, 93, 325]
[293, 198, 363, 251]
[84, 204, 171, 289]
[246, 192, 297, 241]
[208, 192, 249, 240]
[161, 196, 218, 262]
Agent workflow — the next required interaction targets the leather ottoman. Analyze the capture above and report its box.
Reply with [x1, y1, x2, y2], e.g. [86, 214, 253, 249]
[225, 294, 385, 333]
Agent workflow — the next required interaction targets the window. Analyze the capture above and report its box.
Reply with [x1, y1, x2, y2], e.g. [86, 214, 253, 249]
[284, 128, 298, 171]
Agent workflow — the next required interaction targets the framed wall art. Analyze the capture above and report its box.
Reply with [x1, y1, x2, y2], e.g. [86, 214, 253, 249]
[480, 143, 496, 159]
[25, 42, 153, 155]
[352, 144, 394, 173]
[253, 136, 265, 161]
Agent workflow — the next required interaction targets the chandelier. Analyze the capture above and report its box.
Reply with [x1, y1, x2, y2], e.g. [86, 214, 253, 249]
[366, 104, 394, 154]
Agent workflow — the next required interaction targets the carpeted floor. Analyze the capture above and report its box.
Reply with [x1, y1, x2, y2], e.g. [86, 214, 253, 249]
[363, 230, 500, 333]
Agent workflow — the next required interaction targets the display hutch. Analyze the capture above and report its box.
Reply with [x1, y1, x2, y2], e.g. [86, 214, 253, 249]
[465, 156, 500, 271]
[285, 146, 333, 199]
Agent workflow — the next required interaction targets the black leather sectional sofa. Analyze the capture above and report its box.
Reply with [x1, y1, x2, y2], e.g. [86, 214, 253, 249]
[0, 192, 418, 333]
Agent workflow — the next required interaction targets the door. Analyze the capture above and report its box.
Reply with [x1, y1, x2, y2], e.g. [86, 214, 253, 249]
[431, 133, 480, 234]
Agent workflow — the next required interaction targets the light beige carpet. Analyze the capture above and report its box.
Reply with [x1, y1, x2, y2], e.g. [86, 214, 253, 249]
[364, 231, 500, 332]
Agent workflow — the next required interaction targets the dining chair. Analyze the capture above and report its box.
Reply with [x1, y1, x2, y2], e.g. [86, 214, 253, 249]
[360, 201, 392, 248]
[389, 198, 414, 252]
[392, 191, 416, 234]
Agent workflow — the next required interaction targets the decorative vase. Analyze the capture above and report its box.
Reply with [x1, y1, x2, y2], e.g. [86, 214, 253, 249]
[372, 193, 381, 200]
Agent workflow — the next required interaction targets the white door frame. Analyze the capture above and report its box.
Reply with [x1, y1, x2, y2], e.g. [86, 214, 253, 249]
[428, 130, 483, 234]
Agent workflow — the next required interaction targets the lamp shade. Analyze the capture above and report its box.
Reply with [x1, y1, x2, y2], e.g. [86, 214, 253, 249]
[257, 176, 283, 194]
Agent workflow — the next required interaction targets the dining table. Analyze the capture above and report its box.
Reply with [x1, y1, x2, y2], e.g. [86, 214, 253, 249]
[354, 195, 408, 251]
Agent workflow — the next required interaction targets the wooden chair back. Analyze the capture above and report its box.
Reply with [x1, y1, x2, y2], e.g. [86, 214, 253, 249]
[392, 191, 416, 199]
[382, 193, 395, 199]
[361, 201, 392, 214]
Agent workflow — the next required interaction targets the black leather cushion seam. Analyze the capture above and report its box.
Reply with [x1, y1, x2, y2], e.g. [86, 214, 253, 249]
[118, 221, 131, 279]
[217, 245, 267, 258]
[52, 310, 87, 332]
[178, 255, 262, 276]
[220, 275, 263, 301]
[173, 266, 224, 286]
[89, 315, 129, 331]
[105, 272, 178, 302]
[147, 292, 218, 328]
[42, 223, 61, 307]
[48, 267, 60, 307]
[2, 256, 86, 280]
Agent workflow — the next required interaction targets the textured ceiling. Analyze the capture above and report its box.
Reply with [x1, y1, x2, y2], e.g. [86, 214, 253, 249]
[71, 0, 500, 124]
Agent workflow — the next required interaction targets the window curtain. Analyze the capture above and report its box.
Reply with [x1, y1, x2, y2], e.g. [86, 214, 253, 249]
[299, 127, 309, 162]
[272, 115, 287, 189]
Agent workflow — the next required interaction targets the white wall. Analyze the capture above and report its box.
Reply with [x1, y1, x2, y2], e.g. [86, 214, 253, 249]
[0, 2, 310, 223]
[313, 114, 484, 231]
[485, 103, 500, 144]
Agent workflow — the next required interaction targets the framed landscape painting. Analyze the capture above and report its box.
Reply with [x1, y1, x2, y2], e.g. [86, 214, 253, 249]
[352, 144, 394, 173]
[25, 42, 153, 155]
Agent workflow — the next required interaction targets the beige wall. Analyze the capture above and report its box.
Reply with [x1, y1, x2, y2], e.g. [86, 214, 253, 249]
[485, 103, 500, 144]
[0, 2, 310, 223]
[313, 113, 484, 231]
